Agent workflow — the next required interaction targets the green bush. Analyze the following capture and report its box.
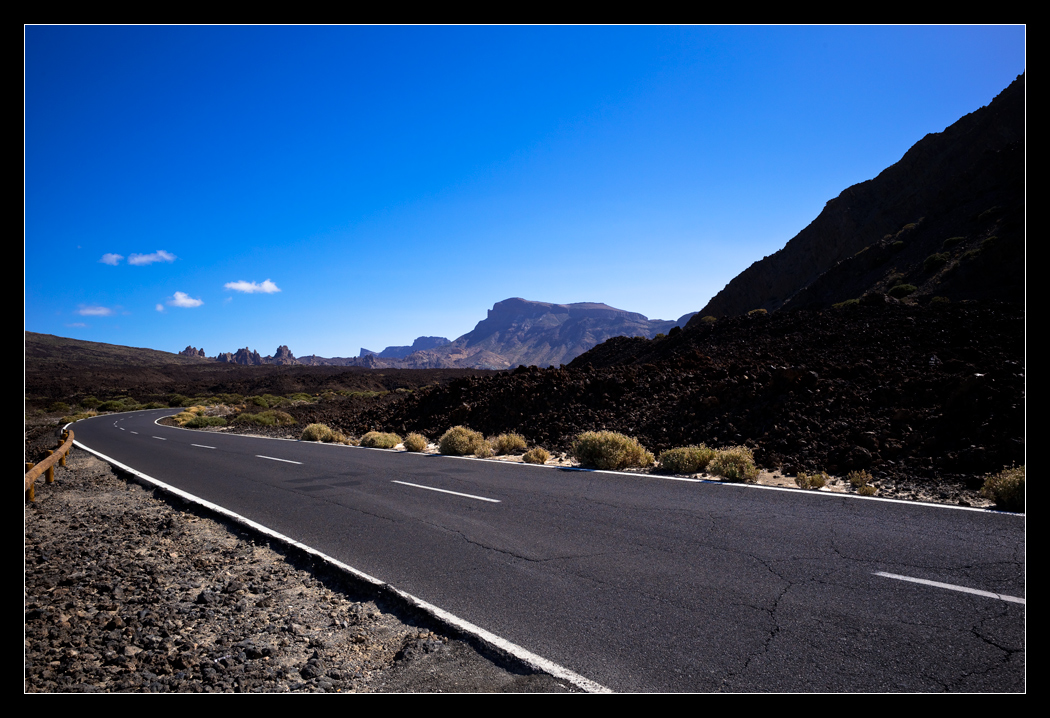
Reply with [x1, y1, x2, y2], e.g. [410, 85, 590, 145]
[361, 431, 402, 449]
[233, 410, 296, 427]
[709, 446, 759, 483]
[980, 466, 1024, 512]
[795, 471, 828, 490]
[403, 433, 428, 452]
[700, 316, 718, 324]
[748, 308, 768, 316]
[572, 431, 654, 470]
[888, 283, 917, 298]
[857, 485, 877, 497]
[49, 401, 70, 414]
[522, 447, 550, 464]
[186, 415, 227, 428]
[923, 253, 949, 272]
[942, 236, 966, 249]
[832, 298, 860, 309]
[439, 426, 489, 456]
[657, 445, 716, 474]
[846, 469, 872, 488]
[491, 433, 527, 455]
[80, 396, 100, 409]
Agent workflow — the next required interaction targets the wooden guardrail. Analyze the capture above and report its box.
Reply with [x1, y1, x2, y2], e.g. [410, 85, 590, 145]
[25, 430, 74, 502]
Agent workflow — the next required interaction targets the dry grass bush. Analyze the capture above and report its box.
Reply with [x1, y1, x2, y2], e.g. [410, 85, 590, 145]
[62, 410, 98, 423]
[980, 465, 1025, 512]
[360, 431, 402, 449]
[572, 431, 654, 470]
[403, 433, 428, 452]
[439, 426, 489, 456]
[657, 445, 716, 474]
[522, 447, 550, 464]
[709, 446, 759, 483]
[795, 471, 828, 490]
[856, 485, 878, 497]
[847, 470, 872, 488]
[491, 433, 527, 455]
[301, 423, 344, 443]
[232, 410, 296, 427]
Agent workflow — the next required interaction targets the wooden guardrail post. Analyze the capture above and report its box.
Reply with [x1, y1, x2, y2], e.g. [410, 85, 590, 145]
[25, 430, 74, 503]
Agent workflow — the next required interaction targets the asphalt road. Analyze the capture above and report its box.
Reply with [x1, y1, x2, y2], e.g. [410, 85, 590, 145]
[72, 409, 1025, 692]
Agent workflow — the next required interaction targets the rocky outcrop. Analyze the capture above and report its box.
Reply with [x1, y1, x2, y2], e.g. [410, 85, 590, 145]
[216, 347, 265, 366]
[179, 346, 206, 358]
[696, 74, 1025, 319]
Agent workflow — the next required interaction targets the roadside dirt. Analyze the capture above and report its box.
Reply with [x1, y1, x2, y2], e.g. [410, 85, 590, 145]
[24, 442, 577, 693]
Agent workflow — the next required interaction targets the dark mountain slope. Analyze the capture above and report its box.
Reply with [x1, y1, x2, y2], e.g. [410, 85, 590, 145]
[697, 74, 1025, 319]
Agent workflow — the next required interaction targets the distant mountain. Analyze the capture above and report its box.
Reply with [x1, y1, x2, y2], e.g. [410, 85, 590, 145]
[694, 74, 1025, 321]
[389, 298, 681, 370]
[360, 336, 451, 359]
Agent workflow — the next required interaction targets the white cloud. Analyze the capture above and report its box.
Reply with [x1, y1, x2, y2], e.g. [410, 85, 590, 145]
[224, 279, 281, 294]
[128, 250, 176, 266]
[100, 253, 124, 265]
[156, 304, 165, 312]
[77, 305, 113, 316]
[66, 322, 87, 328]
[168, 291, 203, 308]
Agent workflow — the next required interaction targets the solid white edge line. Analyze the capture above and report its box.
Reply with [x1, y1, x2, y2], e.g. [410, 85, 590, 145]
[391, 480, 501, 503]
[69, 439, 610, 694]
[256, 455, 302, 465]
[874, 571, 1025, 604]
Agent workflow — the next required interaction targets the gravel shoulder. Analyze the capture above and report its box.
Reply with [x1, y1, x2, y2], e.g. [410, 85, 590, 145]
[24, 446, 577, 693]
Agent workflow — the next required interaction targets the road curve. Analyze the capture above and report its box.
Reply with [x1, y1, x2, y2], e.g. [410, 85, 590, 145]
[72, 409, 1025, 692]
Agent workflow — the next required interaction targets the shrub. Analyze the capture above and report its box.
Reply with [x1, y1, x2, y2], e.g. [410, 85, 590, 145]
[403, 433, 428, 452]
[832, 298, 860, 309]
[522, 447, 550, 464]
[942, 236, 966, 249]
[748, 308, 768, 316]
[923, 253, 949, 272]
[186, 415, 227, 428]
[49, 402, 70, 414]
[980, 466, 1024, 512]
[709, 446, 759, 483]
[80, 396, 100, 409]
[572, 431, 654, 470]
[888, 283, 917, 298]
[930, 296, 950, 306]
[700, 316, 718, 324]
[491, 433, 527, 455]
[657, 445, 716, 474]
[857, 485, 877, 497]
[439, 426, 489, 456]
[361, 431, 402, 449]
[62, 410, 98, 423]
[846, 469, 872, 488]
[233, 410, 296, 427]
[795, 471, 828, 490]
[301, 423, 336, 442]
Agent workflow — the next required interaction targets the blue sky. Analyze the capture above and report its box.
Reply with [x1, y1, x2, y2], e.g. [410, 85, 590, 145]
[25, 26, 1025, 358]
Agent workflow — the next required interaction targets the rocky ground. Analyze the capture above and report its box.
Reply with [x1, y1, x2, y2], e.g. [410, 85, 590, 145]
[24, 443, 576, 693]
